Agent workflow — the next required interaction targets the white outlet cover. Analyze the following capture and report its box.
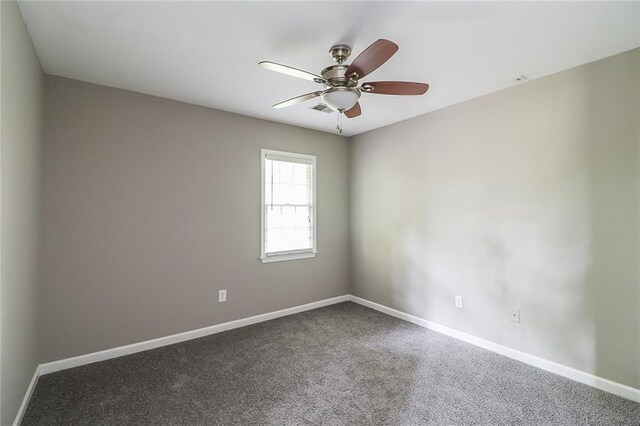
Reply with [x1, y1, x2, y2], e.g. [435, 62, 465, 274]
[511, 309, 520, 323]
[455, 296, 463, 309]
[219, 290, 227, 302]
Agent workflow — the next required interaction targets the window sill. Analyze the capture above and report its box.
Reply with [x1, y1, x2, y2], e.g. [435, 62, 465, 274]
[260, 251, 317, 263]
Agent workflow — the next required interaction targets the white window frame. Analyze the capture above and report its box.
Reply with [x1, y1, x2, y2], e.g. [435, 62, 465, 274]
[260, 149, 317, 263]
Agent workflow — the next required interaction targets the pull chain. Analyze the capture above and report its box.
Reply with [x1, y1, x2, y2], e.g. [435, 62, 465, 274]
[336, 111, 343, 134]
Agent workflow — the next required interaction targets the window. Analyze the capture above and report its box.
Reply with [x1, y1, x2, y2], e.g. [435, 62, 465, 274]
[260, 149, 316, 263]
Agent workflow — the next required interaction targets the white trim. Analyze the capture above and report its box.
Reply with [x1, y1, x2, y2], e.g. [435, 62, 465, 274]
[348, 295, 640, 403]
[260, 148, 317, 263]
[260, 250, 317, 263]
[39, 295, 349, 375]
[12, 366, 40, 426]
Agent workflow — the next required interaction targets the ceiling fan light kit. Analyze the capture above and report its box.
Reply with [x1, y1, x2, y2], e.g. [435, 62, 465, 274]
[321, 87, 361, 112]
[258, 39, 429, 130]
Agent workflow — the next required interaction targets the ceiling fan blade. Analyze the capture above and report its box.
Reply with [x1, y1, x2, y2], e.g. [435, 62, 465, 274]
[258, 61, 325, 83]
[345, 39, 399, 80]
[272, 91, 323, 109]
[361, 81, 429, 95]
[344, 102, 361, 118]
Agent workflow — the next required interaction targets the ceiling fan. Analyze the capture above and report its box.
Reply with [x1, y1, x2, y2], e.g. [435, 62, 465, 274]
[258, 39, 429, 119]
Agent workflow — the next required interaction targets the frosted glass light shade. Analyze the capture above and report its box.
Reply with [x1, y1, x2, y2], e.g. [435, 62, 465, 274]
[321, 88, 360, 111]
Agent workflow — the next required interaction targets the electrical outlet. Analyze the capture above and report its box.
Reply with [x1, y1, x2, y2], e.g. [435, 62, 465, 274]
[219, 290, 227, 303]
[455, 295, 463, 309]
[511, 309, 520, 323]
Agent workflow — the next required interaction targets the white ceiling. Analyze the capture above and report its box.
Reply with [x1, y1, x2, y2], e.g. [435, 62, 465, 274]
[18, 1, 640, 137]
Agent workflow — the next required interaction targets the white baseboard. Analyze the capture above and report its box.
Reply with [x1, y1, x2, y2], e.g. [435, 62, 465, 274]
[16, 294, 348, 425]
[15, 292, 639, 425]
[349, 295, 640, 403]
[12, 365, 40, 426]
[39, 295, 349, 375]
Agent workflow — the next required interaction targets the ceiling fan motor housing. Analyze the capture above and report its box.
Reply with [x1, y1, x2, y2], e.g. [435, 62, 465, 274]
[321, 65, 358, 88]
[320, 63, 360, 112]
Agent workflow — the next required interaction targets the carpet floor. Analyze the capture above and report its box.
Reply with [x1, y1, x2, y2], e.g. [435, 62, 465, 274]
[23, 302, 640, 425]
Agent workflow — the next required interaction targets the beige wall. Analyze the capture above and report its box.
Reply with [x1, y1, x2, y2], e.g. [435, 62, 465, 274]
[0, 1, 43, 424]
[40, 76, 350, 362]
[350, 49, 640, 388]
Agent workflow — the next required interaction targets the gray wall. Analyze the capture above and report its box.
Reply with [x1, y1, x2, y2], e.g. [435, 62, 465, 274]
[27, 40, 640, 396]
[350, 49, 640, 388]
[0, 1, 43, 424]
[40, 76, 350, 362]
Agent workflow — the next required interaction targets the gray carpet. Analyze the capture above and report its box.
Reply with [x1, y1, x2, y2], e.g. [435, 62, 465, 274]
[23, 302, 640, 425]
